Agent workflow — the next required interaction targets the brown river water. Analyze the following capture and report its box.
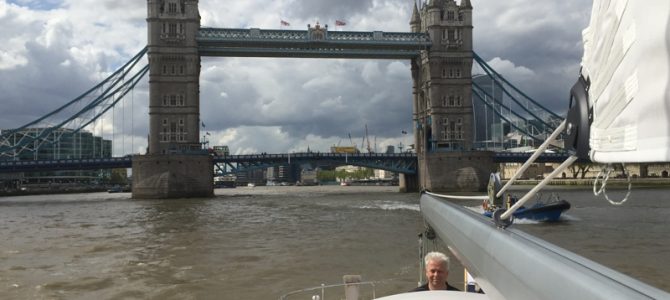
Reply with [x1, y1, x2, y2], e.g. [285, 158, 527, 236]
[0, 185, 668, 299]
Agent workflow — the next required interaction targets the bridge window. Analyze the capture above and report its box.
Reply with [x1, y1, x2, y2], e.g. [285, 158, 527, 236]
[442, 68, 447, 78]
[447, 11, 455, 21]
[179, 94, 185, 106]
[447, 68, 462, 79]
[162, 65, 167, 74]
[456, 95, 462, 106]
[179, 65, 185, 74]
[442, 118, 450, 139]
[169, 23, 177, 35]
[162, 119, 168, 126]
[168, 2, 177, 13]
[162, 128, 169, 142]
[448, 29, 455, 41]
[458, 12, 464, 21]
[457, 118, 463, 140]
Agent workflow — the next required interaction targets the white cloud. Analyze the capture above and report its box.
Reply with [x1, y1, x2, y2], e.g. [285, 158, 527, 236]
[486, 57, 535, 79]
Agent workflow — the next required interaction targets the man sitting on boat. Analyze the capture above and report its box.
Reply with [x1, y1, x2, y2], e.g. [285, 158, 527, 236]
[411, 252, 460, 292]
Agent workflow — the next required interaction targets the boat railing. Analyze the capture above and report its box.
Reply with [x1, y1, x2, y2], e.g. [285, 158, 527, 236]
[279, 280, 377, 300]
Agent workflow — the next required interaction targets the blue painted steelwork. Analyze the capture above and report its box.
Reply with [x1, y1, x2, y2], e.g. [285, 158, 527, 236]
[0, 152, 578, 174]
[212, 152, 419, 176]
[0, 156, 132, 173]
[197, 28, 431, 59]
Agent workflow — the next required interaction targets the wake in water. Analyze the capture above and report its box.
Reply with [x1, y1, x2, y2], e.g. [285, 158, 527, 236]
[356, 200, 420, 212]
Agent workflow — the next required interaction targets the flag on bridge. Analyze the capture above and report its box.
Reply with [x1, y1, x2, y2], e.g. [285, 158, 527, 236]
[201, 121, 205, 128]
[335, 20, 346, 26]
[280, 20, 290, 26]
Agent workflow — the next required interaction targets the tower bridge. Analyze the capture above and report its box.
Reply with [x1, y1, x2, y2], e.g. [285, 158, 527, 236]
[135, 0, 496, 198]
[1, 0, 565, 198]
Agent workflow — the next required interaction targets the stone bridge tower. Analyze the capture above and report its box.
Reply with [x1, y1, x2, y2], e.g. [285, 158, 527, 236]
[410, 0, 495, 192]
[133, 0, 213, 198]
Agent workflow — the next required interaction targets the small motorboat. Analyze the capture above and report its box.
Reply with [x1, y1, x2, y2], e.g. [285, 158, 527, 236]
[483, 196, 570, 222]
[107, 185, 124, 193]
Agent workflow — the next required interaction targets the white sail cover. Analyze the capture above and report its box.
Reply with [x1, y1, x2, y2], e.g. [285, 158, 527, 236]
[581, 0, 670, 163]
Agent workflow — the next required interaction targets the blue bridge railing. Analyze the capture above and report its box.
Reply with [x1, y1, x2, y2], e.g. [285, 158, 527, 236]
[0, 152, 575, 174]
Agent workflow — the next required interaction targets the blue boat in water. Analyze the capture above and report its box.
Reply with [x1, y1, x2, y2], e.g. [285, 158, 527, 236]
[483, 198, 571, 222]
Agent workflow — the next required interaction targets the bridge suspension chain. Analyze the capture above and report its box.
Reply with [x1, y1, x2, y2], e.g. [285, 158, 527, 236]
[0, 47, 149, 159]
[472, 52, 566, 148]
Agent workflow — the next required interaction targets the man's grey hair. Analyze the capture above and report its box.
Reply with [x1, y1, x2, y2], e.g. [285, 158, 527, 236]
[424, 251, 450, 269]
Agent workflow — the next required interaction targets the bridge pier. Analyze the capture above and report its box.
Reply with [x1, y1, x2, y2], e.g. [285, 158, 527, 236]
[419, 151, 496, 192]
[132, 154, 213, 199]
[399, 173, 419, 193]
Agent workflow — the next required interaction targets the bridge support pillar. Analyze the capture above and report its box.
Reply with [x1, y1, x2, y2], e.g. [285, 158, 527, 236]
[419, 151, 496, 192]
[132, 154, 213, 199]
[399, 173, 419, 193]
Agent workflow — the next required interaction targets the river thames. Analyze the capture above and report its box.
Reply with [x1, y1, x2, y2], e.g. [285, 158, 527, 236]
[0, 185, 668, 299]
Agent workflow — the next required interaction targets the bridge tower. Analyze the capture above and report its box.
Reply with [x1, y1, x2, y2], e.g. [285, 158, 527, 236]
[410, 0, 495, 192]
[133, 0, 213, 198]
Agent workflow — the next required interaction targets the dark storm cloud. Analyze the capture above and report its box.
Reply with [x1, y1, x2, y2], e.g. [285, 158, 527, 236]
[473, 0, 592, 115]
[0, 28, 94, 129]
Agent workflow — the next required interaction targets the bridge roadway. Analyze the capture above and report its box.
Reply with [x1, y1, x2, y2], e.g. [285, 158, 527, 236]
[0, 152, 574, 174]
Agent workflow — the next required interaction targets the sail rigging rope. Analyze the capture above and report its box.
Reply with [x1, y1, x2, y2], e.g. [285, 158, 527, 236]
[593, 163, 631, 205]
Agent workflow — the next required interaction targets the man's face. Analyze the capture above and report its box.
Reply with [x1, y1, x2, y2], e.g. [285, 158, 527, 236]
[425, 260, 447, 289]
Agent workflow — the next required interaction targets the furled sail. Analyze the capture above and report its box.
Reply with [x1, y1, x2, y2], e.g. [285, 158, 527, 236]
[580, 0, 670, 163]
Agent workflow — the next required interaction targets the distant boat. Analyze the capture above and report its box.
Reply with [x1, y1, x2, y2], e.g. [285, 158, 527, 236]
[107, 186, 123, 193]
[247, 183, 255, 188]
[340, 181, 350, 186]
[214, 180, 236, 188]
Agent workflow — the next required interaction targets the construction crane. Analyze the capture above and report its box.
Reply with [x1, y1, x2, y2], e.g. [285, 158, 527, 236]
[362, 124, 373, 153]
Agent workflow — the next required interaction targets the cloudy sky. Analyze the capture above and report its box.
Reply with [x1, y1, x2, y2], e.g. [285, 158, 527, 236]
[0, 0, 591, 156]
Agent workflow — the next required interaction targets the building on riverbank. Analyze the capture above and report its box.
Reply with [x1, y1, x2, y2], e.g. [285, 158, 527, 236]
[0, 128, 113, 191]
[500, 162, 670, 181]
